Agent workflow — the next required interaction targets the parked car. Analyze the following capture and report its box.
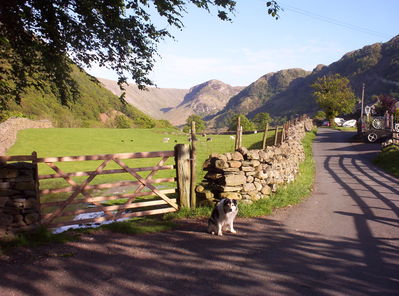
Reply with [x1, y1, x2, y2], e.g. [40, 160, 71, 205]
[342, 119, 357, 127]
[334, 117, 345, 126]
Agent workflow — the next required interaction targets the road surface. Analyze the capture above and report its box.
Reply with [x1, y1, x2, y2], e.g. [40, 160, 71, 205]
[1, 128, 398, 295]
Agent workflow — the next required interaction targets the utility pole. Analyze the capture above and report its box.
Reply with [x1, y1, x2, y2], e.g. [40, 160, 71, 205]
[360, 83, 365, 132]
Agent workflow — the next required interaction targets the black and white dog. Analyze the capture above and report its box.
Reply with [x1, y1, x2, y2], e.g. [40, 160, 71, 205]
[208, 198, 238, 236]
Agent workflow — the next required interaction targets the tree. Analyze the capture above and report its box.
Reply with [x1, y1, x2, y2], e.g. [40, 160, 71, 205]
[0, 1, 280, 107]
[183, 114, 206, 133]
[228, 114, 255, 131]
[374, 94, 397, 115]
[252, 112, 272, 130]
[311, 74, 357, 127]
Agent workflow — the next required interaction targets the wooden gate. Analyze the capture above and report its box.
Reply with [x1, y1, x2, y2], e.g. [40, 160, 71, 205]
[34, 150, 183, 229]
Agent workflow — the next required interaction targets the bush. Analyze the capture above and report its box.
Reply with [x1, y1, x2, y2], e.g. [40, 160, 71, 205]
[114, 114, 132, 128]
[0, 110, 26, 122]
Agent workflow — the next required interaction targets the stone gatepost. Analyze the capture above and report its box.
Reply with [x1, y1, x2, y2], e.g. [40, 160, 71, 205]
[0, 160, 41, 237]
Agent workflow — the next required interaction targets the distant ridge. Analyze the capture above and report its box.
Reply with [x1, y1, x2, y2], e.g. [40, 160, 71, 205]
[98, 78, 188, 119]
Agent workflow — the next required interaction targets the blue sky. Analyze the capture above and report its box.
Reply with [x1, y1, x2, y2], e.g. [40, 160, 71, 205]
[85, 0, 399, 89]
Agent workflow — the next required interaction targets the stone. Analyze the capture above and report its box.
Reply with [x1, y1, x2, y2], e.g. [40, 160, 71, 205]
[255, 171, 268, 179]
[0, 196, 9, 207]
[254, 182, 262, 191]
[205, 172, 223, 180]
[224, 174, 246, 186]
[195, 185, 205, 193]
[246, 176, 254, 183]
[24, 213, 40, 225]
[14, 181, 36, 191]
[228, 161, 242, 168]
[218, 154, 228, 162]
[242, 183, 256, 192]
[0, 168, 18, 179]
[232, 151, 244, 161]
[250, 160, 261, 167]
[220, 192, 242, 200]
[237, 147, 249, 156]
[224, 168, 241, 172]
[261, 185, 272, 195]
[215, 186, 243, 192]
[0, 213, 13, 225]
[242, 166, 255, 172]
[215, 159, 228, 169]
[247, 150, 260, 160]
[0, 182, 11, 189]
[225, 152, 232, 160]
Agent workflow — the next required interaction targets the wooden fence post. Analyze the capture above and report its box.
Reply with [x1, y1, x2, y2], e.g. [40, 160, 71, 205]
[234, 116, 241, 150]
[274, 126, 279, 146]
[190, 121, 197, 208]
[175, 144, 191, 208]
[281, 124, 285, 145]
[31, 151, 41, 223]
[238, 126, 243, 149]
[262, 122, 269, 150]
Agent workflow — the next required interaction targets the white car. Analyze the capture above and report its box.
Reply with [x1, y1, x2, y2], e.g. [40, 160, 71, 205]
[342, 119, 357, 127]
[334, 118, 345, 126]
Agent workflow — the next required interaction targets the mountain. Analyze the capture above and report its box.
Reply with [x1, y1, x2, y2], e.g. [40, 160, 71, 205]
[162, 80, 244, 126]
[208, 68, 310, 128]
[98, 78, 188, 119]
[2, 63, 163, 128]
[248, 35, 399, 120]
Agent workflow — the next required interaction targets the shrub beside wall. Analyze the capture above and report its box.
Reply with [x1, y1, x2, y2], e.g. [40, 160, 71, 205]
[196, 118, 314, 205]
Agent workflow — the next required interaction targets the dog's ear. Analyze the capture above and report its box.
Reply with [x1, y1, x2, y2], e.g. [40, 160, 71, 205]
[232, 199, 238, 206]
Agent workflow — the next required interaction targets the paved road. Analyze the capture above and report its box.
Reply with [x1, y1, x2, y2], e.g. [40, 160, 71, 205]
[1, 128, 398, 295]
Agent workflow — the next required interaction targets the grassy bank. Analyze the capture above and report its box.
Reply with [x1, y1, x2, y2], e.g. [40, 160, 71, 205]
[374, 145, 399, 178]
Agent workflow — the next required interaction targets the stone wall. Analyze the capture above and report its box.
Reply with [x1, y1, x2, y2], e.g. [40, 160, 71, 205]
[0, 118, 52, 155]
[0, 162, 41, 236]
[196, 118, 314, 204]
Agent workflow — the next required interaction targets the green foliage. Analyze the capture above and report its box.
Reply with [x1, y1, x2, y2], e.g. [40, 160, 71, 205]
[374, 94, 397, 115]
[314, 111, 326, 120]
[183, 114, 206, 133]
[311, 74, 357, 126]
[252, 112, 272, 130]
[114, 115, 131, 128]
[1, 1, 280, 106]
[228, 114, 255, 131]
[374, 145, 399, 178]
[0, 110, 26, 122]
[2, 63, 160, 128]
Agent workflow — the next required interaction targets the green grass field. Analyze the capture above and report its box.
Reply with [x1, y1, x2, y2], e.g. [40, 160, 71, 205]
[7, 128, 276, 205]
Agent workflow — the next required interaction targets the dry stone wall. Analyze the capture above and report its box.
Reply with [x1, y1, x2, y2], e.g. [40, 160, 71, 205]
[196, 118, 314, 204]
[0, 118, 52, 155]
[0, 162, 40, 236]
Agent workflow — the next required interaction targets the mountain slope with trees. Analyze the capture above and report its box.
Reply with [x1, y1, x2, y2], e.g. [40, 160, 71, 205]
[249, 35, 399, 120]
[208, 68, 310, 128]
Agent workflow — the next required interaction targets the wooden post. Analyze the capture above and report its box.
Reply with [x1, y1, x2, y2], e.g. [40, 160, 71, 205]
[190, 121, 197, 208]
[175, 144, 190, 208]
[262, 122, 269, 150]
[31, 151, 41, 224]
[234, 116, 241, 150]
[238, 125, 243, 149]
[274, 126, 279, 146]
[281, 124, 286, 144]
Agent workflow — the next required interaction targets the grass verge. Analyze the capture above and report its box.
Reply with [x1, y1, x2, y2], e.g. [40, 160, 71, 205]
[373, 145, 399, 178]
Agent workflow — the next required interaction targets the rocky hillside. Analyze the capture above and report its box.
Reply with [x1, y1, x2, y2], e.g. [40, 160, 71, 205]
[162, 80, 244, 126]
[98, 78, 188, 119]
[208, 69, 310, 128]
[249, 35, 399, 120]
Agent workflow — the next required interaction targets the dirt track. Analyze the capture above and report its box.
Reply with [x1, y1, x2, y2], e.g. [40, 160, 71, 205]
[1, 128, 398, 295]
